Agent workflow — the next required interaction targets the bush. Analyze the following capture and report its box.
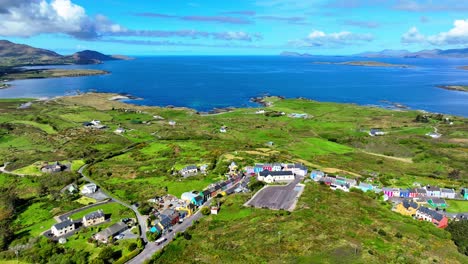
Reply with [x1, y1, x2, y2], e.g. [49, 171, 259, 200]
[378, 229, 387, 236]
[395, 232, 403, 239]
[128, 242, 137, 251]
[200, 206, 211, 215]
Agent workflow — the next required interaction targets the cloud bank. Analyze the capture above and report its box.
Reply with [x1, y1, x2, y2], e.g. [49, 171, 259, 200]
[402, 19, 468, 45]
[289, 30, 373, 47]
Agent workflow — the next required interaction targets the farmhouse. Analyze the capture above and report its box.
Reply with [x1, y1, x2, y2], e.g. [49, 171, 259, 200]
[41, 161, 70, 173]
[83, 210, 105, 227]
[94, 222, 128, 243]
[425, 186, 441, 197]
[258, 170, 295, 183]
[51, 219, 75, 237]
[440, 188, 456, 199]
[179, 165, 198, 177]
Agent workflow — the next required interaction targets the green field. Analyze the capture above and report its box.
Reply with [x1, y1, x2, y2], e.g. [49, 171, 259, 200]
[447, 200, 468, 213]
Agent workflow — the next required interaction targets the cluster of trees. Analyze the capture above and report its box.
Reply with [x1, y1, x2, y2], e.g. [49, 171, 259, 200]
[446, 220, 468, 256]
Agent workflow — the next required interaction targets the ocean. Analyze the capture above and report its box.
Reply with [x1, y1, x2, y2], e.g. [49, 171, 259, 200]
[1, 56, 468, 116]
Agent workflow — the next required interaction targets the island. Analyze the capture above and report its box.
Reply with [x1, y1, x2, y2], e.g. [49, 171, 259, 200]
[459, 66, 468, 70]
[314, 61, 412, 68]
[2, 68, 109, 81]
[437, 85, 468, 92]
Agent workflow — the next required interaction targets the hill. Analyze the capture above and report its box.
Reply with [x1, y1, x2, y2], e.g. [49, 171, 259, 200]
[0, 39, 129, 66]
[280, 48, 468, 58]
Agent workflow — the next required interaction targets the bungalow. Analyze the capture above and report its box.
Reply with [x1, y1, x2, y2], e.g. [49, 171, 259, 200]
[415, 206, 448, 228]
[179, 165, 198, 177]
[255, 109, 265, 114]
[330, 184, 349, 192]
[83, 120, 107, 129]
[157, 215, 172, 231]
[81, 183, 97, 194]
[83, 210, 105, 227]
[369, 128, 385, 136]
[160, 209, 180, 225]
[41, 161, 70, 173]
[425, 186, 441, 197]
[291, 164, 308, 177]
[427, 198, 447, 209]
[272, 163, 282, 172]
[440, 188, 456, 199]
[463, 188, 468, 200]
[94, 222, 128, 243]
[254, 164, 264, 173]
[395, 199, 419, 217]
[310, 170, 325, 181]
[258, 170, 295, 183]
[357, 183, 373, 192]
[51, 219, 75, 237]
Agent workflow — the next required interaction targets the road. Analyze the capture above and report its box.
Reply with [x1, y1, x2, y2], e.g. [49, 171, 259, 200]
[78, 165, 148, 242]
[245, 176, 303, 211]
[127, 176, 249, 264]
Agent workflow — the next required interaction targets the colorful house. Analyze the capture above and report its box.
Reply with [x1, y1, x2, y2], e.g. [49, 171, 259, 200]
[408, 189, 418, 198]
[415, 206, 448, 228]
[193, 196, 204, 206]
[463, 188, 468, 200]
[310, 170, 325, 181]
[201, 190, 212, 202]
[395, 199, 419, 216]
[383, 188, 400, 197]
[160, 209, 180, 225]
[427, 198, 447, 209]
[244, 166, 255, 175]
[415, 188, 427, 197]
[150, 225, 163, 235]
[262, 164, 273, 171]
[254, 165, 264, 173]
[399, 189, 410, 198]
[272, 163, 282, 172]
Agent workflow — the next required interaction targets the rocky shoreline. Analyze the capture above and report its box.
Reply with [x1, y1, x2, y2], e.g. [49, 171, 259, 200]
[436, 85, 468, 92]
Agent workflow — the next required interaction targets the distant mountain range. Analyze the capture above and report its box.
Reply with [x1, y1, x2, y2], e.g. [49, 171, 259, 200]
[0, 40, 131, 67]
[281, 47, 468, 58]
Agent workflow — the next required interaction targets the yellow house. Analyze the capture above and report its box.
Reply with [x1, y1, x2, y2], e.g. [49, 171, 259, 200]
[395, 200, 419, 216]
[175, 203, 196, 216]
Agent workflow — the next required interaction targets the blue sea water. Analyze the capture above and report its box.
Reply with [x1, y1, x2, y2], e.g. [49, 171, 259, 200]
[1, 56, 468, 116]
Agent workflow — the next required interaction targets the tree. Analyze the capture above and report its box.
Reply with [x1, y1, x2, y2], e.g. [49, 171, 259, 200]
[200, 206, 211, 215]
[446, 220, 468, 256]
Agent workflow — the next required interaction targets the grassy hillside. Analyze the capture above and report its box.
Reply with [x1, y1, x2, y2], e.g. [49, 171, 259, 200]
[150, 185, 466, 263]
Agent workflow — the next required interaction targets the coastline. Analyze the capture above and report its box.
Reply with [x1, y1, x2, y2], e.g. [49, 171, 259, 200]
[436, 85, 468, 92]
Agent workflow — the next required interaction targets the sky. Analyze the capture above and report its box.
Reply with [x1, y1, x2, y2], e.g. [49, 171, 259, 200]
[0, 0, 467, 55]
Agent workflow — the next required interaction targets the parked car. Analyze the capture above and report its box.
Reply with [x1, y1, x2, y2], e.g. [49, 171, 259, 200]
[155, 237, 167, 245]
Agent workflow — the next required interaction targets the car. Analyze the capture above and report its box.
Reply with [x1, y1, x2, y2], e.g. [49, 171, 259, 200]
[115, 234, 124, 240]
[178, 219, 184, 223]
[155, 237, 167, 245]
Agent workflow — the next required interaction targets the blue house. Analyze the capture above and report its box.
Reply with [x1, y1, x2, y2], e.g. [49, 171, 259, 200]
[399, 189, 410, 198]
[357, 183, 374, 192]
[310, 170, 325, 181]
[150, 225, 163, 234]
[254, 165, 264, 173]
[193, 195, 204, 207]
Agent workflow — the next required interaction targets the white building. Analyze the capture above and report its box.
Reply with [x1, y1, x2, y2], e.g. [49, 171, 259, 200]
[81, 183, 97, 194]
[258, 170, 295, 183]
[51, 219, 75, 237]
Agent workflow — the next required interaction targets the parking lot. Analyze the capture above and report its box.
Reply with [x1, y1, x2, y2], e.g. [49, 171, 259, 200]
[245, 177, 303, 211]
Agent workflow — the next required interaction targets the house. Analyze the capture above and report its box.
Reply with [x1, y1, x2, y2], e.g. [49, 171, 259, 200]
[220, 126, 227, 133]
[114, 127, 125, 134]
[83, 210, 105, 227]
[415, 188, 427, 197]
[383, 187, 400, 197]
[415, 206, 448, 228]
[160, 209, 180, 225]
[426, 132, 441, 139]
[181, 191, 199, 203]
[310, 170, 325, 181]
[150, 225, 163, 235]
[257, 170, 295, 183]
[41, 161, 70, 173]
[168, 120, 176, 126]
[427, 198, 447, 209]
[255, 110, 265, 114]
[320, 176, 336, 185]
[408, 189, 418, 198]
[94, 222, 128, 243]
[67, 184, 78, 193]
[262, 164, 273, 171]
[357, 183, 374, 192]
[201, 190, 212, 202]
[425, 186, 441, 197]
[272, 163, 282, 172]
[399, 189, 410, 198]
[440, 188, 456, 199]
[175, 203, 196, 217]
[81, 183, 97, 194]
[244, 166, 255, 175]
[254, 164, 264, 173]
[51, 219, 75, 237]
[463, 188, 468, 200]
[288, 113, 308, 119]
[228, 162, 238, 173]
[157, 215, 172, 231]
[179, 165, 198, 177]
[369, 128, 385, 136]
[335, 176, 357, 188]
[330, 184, 349, 192]
[193, 196, 204, 207]
[199, 164, 208, 175]
[395, 199, 419, 216]
[266, 141, 274, 146]
[83, 120, 107, 129]
[211, 207, 219, 215]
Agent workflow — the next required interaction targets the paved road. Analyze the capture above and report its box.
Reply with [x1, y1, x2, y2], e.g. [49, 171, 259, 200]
[78, 165, 148, 243]
[127, 176, 249, 264]
[246, 176, 303, 211]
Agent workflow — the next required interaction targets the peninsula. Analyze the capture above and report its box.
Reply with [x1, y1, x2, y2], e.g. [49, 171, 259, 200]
[437, 85, 468, 92]
[314, 61, 411, 68]
[1, 68, 109, 81]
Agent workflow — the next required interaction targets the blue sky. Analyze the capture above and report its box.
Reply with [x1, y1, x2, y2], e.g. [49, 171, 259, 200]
[1, 0, 467, 55]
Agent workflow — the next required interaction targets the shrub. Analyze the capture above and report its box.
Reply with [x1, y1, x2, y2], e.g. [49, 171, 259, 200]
[200, 207, 211, 215]
[378, 229, 387, 236]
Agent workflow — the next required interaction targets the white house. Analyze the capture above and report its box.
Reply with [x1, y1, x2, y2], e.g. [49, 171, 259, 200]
[440, 188, 456, 199]
[258, 170, 295, 183]
[168, 120, 176, 126]
[81, 183, 97, 194]
[114, 127, 125, 134]
[220, 126, 227, 133]
[211, 207, 219, 215]
[51, 219, 75, 237]
[330, 184, 349, 192]
[291, 163, 308, 177]
[179, 165, 198, 177]
[255, 110, 265, 114]
[369, 128, 385, 136]
[272, 163, 282, 172]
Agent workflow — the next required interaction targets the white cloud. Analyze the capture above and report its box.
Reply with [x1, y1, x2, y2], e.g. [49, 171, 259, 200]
[401, 19, 468, 45]
[0, 0, 124, 39]
[289, 30, 373, 47]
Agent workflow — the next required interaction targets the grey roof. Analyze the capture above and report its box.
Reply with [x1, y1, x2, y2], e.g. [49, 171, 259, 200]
[418, 206, 444, 221]
[259, 170, 294, 177]
[84, 210, 104, 221]
[440, 188, 455, 193]
[182, 165, 197, 170]
[359, 183, 373, 188]
[429, 198, 446, 204]
[94, 222, 128, 240]
[194, 196, 204, 202]
[426, 186, 440, 192]
[402, 199, 418, 209]
[415, 188, 427, 193]
[159, 215, 172, 227]
[53, 219, 74, 230]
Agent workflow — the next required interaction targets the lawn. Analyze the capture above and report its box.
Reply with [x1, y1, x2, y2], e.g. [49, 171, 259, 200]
[69, 202, 134, 224]
[13, 202, 57, 237]
[9, 120, 57, 134]
[446, 200, 468, 213]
